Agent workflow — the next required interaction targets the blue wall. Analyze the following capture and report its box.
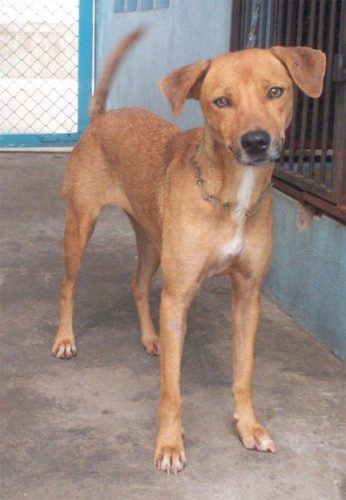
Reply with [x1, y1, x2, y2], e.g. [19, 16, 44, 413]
[265, 191, 346, 361]
[95, 0, 232, 129]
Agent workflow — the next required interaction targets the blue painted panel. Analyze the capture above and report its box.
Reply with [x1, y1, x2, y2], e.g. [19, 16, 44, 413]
[114, 0, 169, 12]
[141, 0, 153, 10]
[0, 133, 82, 148]
[156, 0, 169, 7]
[127, 0, 138, 12]
[264, 190, 346, 361]
[114, 0, 125, 11]
[96, 0, 231, 130]
[77, 0, 94, 132]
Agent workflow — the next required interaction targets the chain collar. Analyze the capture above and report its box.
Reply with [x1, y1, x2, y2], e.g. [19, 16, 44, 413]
[191, 152, 272, 218]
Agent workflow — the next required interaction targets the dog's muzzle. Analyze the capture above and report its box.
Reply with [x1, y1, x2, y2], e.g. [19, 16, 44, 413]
[241, 130, 271, 157]
[228, 130, 282, 166]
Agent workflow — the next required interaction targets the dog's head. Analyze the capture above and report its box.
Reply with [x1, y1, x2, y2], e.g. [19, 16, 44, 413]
[160, 47, 326, 166]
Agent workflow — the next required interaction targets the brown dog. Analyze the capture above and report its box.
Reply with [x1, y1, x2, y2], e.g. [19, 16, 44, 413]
[52, 29, 325, 474]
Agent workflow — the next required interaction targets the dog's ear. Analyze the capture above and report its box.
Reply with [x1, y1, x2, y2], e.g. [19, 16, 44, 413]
[270, 46, 326, 98]
[159, 60, 211, 116]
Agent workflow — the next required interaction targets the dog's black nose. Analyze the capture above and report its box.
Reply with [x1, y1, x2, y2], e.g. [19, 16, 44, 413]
[241, 130, 271, 156]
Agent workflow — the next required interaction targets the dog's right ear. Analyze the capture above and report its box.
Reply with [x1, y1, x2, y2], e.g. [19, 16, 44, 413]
[159, 60, 211, 117]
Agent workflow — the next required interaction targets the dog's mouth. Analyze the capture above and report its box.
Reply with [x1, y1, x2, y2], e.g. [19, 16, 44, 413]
[227, 144, 282, 167]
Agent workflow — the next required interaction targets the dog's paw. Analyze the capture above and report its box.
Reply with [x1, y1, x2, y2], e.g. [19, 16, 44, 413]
[234, 417, 276, 453]
[51, 338, 76, 359]
[154, 444, 187, 475]
[142, 335, 160, 356]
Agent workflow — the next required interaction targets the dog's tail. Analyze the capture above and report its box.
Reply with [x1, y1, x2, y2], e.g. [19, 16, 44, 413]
[89, 28, 144, 123]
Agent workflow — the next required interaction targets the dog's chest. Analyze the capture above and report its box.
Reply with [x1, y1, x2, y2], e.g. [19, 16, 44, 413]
[209, 169, 255, 275]
[208, 218, 245, 277]
[219, 220, 244, 257]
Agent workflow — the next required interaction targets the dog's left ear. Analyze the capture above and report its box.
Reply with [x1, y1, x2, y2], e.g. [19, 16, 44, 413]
[160, 60, 211, 116]
[270, 46, 326, 98]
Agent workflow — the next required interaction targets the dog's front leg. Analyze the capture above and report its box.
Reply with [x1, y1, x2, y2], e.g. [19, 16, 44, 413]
[231, 272, 276, 453]
[154, 287, 192, 475]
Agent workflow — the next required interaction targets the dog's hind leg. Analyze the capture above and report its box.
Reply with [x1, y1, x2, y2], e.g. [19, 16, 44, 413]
[129, 217, 161, 355]
[52, 201, 100, 358]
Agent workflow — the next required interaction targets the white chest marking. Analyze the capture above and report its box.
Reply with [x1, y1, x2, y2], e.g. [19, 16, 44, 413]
[221, 223, 243, 256]
[220, 168, 255, 258]
[237, 167, 256, 211]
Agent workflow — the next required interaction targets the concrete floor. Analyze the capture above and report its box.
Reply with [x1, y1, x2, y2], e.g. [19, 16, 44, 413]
[1, 152, 345, 500]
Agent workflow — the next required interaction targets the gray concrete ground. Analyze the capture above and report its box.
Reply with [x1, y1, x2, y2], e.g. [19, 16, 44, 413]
[1, 153, 345, 500]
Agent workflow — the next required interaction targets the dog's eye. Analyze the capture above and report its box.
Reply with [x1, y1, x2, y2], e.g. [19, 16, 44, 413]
[268, 87, 284, 99]
[213, 96, 231, 108]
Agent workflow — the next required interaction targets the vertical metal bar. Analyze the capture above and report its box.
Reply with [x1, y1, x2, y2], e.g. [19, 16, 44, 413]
[242, 1, 249, 48]
[308, 0, 326, 180]
[268, 0, 277, 46]
[245, 0, 254, 48]
[287, 0, 305, 173]
[320, 0, 337, 185]
[260, 0, 268, 48]
[276, 0, 285, 45]
[297, 0, 317, 175]
[230, 0, 242, 51]
[276, 0, 287, 170]
[78, 0, 94, 132]
[281, 0, 295, 171]
[332, 0, 346, 203]
[284, 0, 293, 45]
[238, 0, 247, 50]
[247, 0, 261, 48]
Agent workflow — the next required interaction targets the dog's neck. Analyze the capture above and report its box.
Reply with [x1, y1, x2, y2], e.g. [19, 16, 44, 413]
[195, 129, 274, 216]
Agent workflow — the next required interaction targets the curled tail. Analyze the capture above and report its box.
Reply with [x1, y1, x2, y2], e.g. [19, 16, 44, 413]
[89, 28, 145, 123]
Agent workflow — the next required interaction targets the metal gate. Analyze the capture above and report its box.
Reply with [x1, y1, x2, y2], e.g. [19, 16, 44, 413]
[0, 0, 93, 148]
[231, 0, 346, 221]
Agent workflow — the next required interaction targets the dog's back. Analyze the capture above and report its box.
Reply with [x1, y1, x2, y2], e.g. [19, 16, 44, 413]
[64, 31, 178, 246]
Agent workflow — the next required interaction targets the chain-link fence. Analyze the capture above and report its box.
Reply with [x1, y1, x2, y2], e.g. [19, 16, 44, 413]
[0, 0, 79, 135]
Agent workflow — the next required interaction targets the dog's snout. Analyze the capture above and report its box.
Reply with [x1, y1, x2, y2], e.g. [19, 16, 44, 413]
[241, 130, 271, 156]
